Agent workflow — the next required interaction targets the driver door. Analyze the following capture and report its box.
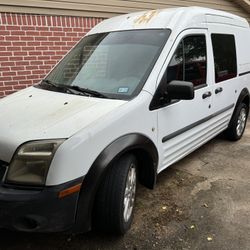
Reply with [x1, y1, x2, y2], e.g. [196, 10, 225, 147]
[153, 29, 214, 172]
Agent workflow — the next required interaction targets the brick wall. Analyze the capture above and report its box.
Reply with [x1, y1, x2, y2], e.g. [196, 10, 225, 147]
[0, 13, 102, 97]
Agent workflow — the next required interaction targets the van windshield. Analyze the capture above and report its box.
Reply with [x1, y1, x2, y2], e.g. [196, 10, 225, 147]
[37, 29, 171, 100]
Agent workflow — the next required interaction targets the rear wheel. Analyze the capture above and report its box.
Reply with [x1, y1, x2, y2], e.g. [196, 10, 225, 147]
[94, 154, 137, 234]
[225, 102, 248, 141]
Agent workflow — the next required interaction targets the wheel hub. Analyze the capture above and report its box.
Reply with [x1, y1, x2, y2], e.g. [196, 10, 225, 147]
[236, 107, 247, 137]
[123, 164, 136, 222]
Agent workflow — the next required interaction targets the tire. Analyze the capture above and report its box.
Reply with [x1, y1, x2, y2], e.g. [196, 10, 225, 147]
[93, 154, 137, 234]
[225, 102, 249, 141]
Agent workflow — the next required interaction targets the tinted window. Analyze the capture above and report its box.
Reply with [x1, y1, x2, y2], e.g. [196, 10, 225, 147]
[167, 35, 207, 87]
[211, 34, 237, 83]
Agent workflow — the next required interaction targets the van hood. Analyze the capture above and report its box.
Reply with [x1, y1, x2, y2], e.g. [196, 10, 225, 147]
[0, 87, 126, 162]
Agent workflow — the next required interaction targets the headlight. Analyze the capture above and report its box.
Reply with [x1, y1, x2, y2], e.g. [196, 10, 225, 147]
[5, 140, 65, 186]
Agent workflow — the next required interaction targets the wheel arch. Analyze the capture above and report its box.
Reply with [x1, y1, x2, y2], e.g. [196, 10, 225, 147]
[236, 88, 249, 110]
[230, 88, 250, 125]
[73, 133, 158, 232]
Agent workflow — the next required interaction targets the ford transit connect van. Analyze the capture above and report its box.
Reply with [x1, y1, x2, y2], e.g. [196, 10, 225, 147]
[0, 7, 250, 234]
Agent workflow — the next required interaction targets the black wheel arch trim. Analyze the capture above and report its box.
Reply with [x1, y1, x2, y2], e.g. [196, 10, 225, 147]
[236, 88, 249, 107]
[73, 133, 158, 232]
[228, 88, 250, 127]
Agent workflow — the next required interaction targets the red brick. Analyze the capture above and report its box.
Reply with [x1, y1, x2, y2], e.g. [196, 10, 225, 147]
[13, 51, 28, 56]
[11, 66, 25, 71]
[5, 90, 16, 95]
[6, 26, 20, 31]
[50, 55, 63, 60]
[3, 81, 15, 86]
[61, 37, 72, 41]
[0, 67, 10, 72]
[41, 41, 54, 46]
[0, 86, 13, 91]
[26, 31, 39, 36]
[53, 32, 65, 36]
[40, 31, 52, 36]
[73, 28, 84, 32]
[6, 46, 20, 51]
[30, 61, 43, 66]
[10, 56, 25, 61]
[39, 65, 53, 70]
[16, 61, 29, 66]
[12, 75, 27, 80]
[27, 41, 41, 46]
[29, 51, 42, 56]
[27, 74, 40, 79]
[26, 65, 39, 70]
[43, 51, 55, 55]
[66, 32, 77, 37]
[46, 61, 57, 65]
[0, 31, 10, 35]
[0, 41, 11, 46]
[5, 36, 20, 41]
[32, 70, 45, 75]
[11, 31, 25, 36]
[35, 46, 49, 50]
[1, 62, 15, 66]
[0, 76, 12, 82]
[17, 80, 31, 85]
[1, 52, 12, 56]
[3, 71, 16, 76]
[48, 37, 60, 41]
[22, 46, 36, 51]
[41, 16, 46, 26]
[23, 56, 36, 60]
[50, 27, 63, 32]
[12, 15, 17, 25]
[36, 26, 48, 31]
[35, 36, 48, 41]
[22, 36, 34, 41]
[63, 28, 72, 32]
[0, 57, 9, 61]
[13, 85, 26, 90]
[21, 26, 35, 31]
[56, 51, 65, 56]
[12, 42, 27, 46]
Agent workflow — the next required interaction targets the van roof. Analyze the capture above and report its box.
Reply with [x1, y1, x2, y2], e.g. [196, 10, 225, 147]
[88, 7, 249, 35]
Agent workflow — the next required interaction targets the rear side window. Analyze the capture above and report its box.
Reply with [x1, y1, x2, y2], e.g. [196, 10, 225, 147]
[211, 34, 237, 83]
[167, 35, 207, 88]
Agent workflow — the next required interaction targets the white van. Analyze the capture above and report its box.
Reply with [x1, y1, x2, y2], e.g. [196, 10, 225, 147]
[0, 7, 249, 234]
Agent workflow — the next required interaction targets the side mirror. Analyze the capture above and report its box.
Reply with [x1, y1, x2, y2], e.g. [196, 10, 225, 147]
[166, 80, 194, 100]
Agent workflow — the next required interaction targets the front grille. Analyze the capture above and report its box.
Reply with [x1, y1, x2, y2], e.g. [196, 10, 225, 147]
[0, 160, 8, 182]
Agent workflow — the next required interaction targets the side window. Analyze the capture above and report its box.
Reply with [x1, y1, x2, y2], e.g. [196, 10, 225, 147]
[167, 35, 207, 87]
[211, 34, 237, 83]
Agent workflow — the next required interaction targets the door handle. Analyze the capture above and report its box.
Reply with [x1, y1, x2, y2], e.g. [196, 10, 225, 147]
[215, 87, 223, 94]
[202, 91, 212, 99]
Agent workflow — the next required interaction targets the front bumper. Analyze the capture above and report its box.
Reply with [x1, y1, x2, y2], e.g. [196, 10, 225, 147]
[0, 178, 83, 232]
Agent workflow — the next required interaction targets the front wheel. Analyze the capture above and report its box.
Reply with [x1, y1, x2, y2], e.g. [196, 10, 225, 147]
[225, 102, 249, 141]
[94, 154, 137, 234]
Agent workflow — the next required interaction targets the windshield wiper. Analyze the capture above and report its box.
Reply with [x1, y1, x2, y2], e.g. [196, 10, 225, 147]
[40, 79, 60, 88]
[65, 85, 108, 98]
[40, 80, 87, 96]
[40, 80, 108, 98]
